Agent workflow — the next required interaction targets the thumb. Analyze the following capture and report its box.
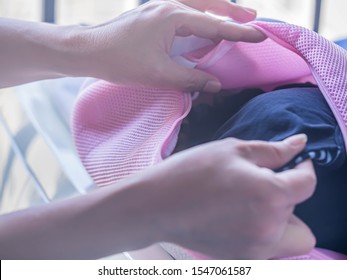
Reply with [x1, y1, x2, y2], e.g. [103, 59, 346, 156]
[271, 215, 316, 259]
[241, 134, 308, 169]
[161, 58, 222, 93]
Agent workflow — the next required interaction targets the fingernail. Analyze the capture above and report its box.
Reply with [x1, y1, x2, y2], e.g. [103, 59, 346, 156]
[244, 7, 257, 16]
[249, 28, 267, 42]
[203, 80, 222, 93]
[284, 134, 308, 147]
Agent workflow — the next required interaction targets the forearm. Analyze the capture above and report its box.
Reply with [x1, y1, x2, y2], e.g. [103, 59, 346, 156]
[0, 175, 164, 259]
[0, 18, 88, 88]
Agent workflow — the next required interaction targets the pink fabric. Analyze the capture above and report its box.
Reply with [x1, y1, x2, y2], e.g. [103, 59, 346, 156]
[280, 248, 347, 260]
[72, 22, 347, 186]
[71, 21, 347, 259]
[72, 83, 191, 186]
[183, 31, 313, 91]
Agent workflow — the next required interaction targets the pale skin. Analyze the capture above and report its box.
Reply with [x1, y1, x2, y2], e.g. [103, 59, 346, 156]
[0, 0, 317, 259]
[0, 0, 265, 90]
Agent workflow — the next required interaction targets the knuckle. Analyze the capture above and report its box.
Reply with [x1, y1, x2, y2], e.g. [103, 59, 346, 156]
[250, 140, 284, 163]
[261, 142, 285, 163]
[160, 2, 181, 18]
[215, 137, 244, 155]
[307, 172, 317, 188]
[219, 23, 242, 40]
[222, 137, 241, 146]
[146, 1, 178, 18]
[303, 172, 317, 198]
[266, 192, 287, 209]
[256, 187, 286, 210]
[183, 74, 202, 92]
[234, 141, 253, 158]
[253, 176, 288, 209]
[272, 145, 285, 163]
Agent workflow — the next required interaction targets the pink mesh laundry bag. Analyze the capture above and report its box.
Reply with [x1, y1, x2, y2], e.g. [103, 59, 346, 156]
[71, 21, 347, 260]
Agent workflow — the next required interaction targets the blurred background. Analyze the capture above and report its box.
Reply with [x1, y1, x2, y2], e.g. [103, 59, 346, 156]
[0, 0, 346, 40]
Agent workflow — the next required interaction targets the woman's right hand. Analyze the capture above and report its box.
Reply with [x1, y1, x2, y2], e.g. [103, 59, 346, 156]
[142, 134, 316, 259]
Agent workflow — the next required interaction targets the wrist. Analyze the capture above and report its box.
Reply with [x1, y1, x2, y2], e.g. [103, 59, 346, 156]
[126, 164, 189, 247]
[27, 23, 102, 79]
[56, 24, 123, 81]
[106, 173, 170, 250]
[47, 24, 92, 78]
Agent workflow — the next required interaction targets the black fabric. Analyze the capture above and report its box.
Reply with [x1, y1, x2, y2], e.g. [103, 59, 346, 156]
[212, 87, 346, 170]
[211, 87, 347, 253]
[178, 86, 347, 254]
[295, 162, 347, 254]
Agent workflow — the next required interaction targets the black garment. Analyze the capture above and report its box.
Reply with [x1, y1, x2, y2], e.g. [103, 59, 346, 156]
[213, 87, 346, 171]
[179, 86, 347, 254]
[211, 87, 347, 253]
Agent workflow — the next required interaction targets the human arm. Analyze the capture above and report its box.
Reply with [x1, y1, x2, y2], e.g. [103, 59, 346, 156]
[0, 0, 265, 91]
[0, 135, 316, 259]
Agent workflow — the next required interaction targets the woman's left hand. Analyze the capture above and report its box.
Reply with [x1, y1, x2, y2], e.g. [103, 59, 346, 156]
[76, 0, 266, 92]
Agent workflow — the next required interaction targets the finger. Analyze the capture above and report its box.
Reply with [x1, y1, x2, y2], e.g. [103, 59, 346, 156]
[159, 56, 222, 93]
[177, 0, 257, 22]
[176, 12, 266, 43]
[275, 160, 317, 204]
[271, 215, 316, 259]
[237, 134, 308, 169]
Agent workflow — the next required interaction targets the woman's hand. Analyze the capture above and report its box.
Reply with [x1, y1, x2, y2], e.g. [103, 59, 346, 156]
[142, 134, 316, 259]
[77, 0, 266, 92]
[0, 0, 265, 90]
[0, 135, 315, 259]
